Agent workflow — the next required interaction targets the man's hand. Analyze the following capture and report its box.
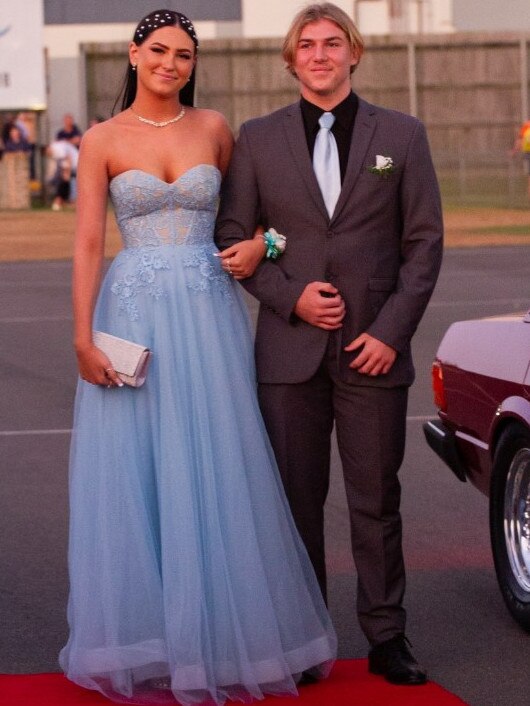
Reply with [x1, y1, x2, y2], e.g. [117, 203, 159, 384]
[344, 333, 397, 376]
[294, 282, 345, 330]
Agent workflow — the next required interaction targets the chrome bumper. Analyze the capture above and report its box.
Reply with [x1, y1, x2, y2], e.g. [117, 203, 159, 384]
[423, 419, 468, 483]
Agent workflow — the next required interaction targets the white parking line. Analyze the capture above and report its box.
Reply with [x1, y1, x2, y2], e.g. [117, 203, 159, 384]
[0, 316, 72, 323]
[0, 416, 435, 436]
[0, 429, 72, 436]
[428, 298, 527, 308]
[0, 299, 525, 324]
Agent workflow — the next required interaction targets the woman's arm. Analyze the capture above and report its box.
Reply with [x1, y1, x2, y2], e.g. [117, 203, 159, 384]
[216, 230, 266, 280]
[212, 113, 265, 276]
[214, 111, 234, 178]
[208, 112, 266, 279]
[72, 127, 122, 387]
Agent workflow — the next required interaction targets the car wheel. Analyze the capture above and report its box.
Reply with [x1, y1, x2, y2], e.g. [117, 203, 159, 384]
[490, 423, 530, 632]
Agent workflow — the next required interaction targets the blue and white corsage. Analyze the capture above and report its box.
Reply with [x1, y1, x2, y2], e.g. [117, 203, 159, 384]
[263, 228, 287, 260]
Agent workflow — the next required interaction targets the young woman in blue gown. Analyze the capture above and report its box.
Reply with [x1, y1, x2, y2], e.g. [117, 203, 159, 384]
[59, 9, 336, 705]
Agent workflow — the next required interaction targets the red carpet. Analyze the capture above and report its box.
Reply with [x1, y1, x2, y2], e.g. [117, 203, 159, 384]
[0, 660, 468, 705]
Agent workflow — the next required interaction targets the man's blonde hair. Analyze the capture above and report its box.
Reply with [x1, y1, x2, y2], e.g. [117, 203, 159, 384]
[282, 3, 364, 76]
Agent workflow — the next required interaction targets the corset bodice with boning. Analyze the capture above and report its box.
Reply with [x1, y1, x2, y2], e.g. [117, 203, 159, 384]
[109, 164, 221, 249]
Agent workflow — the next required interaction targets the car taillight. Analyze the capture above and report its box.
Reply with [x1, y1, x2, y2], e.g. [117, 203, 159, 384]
[431, 360, 447, 412]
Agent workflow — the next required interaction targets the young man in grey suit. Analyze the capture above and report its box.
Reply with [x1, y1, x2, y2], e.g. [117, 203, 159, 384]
[215, 2, 443, 686]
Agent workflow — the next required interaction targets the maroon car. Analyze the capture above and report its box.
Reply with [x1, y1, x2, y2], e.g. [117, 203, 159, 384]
[424, 310, 530, 631]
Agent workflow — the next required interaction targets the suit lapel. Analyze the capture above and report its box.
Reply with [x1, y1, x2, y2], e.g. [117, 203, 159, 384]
[331, 99, 377, 222]
[281, 98, 377, 223]
[282, 103, 329, 220]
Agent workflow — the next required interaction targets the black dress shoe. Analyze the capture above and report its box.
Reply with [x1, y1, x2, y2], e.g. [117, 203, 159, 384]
[297, 669, 320, 686]
[368, 634, 427, 685]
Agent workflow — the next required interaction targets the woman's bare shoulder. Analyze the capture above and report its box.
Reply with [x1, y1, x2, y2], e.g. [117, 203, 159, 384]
[80, 113, 128, 147]
[190, 108, 231, 133]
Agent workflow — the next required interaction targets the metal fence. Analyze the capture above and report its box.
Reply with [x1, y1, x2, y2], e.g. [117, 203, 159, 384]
[433, 152, 529, 209]
[81, 31, 530, 210]
[85, 31, 530, 150]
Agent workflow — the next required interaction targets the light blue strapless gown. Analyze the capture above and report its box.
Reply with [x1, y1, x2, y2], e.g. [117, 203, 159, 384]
[59, 166, 336, 706]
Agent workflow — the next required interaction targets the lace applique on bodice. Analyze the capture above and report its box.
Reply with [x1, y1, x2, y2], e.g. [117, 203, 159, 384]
[107, 165, 232, 320]
[109, 164, 220, 249]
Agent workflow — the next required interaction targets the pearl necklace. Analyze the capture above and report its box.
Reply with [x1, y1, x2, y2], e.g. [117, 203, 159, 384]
[130, 106, 185, 128]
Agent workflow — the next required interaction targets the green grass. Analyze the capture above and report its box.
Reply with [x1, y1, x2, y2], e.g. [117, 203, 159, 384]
[441, 194, 530, 210]
[436, 168, 529, 210]
[469, 225, 530, 235]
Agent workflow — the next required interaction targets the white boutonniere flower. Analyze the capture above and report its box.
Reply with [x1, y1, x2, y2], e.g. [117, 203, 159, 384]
[368, 155, 395, 177]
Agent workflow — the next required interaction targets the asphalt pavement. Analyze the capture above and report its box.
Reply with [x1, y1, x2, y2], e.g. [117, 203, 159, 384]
[1, 247, 529, 705]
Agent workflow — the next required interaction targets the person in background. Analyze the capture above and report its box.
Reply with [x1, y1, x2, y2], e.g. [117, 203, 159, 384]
[3, 125, 31, 153]
[511, 118, 530, 199]
[56, 113, 82, 199]
[56, 112, 82, 146]
[16, 112, 37, 180]
[46, 139, 79, 210]
[0, 114, 16, 157]
[1, 113, 16, 143]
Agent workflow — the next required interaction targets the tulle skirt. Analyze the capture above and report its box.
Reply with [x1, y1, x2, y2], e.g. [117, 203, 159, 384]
[59, 244, 336, 705]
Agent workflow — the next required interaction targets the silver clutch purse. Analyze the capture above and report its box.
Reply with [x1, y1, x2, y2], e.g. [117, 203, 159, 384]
[93, 331, 151, 388]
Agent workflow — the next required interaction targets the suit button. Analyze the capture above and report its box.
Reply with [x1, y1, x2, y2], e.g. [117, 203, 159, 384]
[326, 230, 333, 238]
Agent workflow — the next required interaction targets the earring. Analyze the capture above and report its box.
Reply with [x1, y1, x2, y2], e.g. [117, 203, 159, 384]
[132, 64, 137, 71]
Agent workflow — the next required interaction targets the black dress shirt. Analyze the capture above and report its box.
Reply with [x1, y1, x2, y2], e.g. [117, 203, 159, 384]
[300, 91, 359, 183]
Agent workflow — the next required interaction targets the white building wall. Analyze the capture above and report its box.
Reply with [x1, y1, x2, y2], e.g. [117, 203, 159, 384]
[453, 0, 530, 32]
[356, 1, 391, 35]
[430, 0, 454, 33]
[242, 1, 455, 38]
[242, 0, 354, 37]
[403, 0, 454, 34]
[362, 0, 455, 36]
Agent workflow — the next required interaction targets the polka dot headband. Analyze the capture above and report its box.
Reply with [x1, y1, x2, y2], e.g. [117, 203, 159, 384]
[134, 9, 198, 48]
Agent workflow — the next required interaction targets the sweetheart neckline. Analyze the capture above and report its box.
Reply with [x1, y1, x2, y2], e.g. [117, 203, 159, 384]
[109, 164, 221, 187]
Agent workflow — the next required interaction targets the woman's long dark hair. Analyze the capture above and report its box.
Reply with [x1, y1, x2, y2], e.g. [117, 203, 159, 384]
[113, 9, 198, 114]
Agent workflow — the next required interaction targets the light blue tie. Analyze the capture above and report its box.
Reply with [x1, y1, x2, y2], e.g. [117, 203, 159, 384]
[313, 112, 341, 218]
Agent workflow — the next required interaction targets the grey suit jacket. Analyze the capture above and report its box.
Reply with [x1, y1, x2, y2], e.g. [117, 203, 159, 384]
[215, 97, 443, 387]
